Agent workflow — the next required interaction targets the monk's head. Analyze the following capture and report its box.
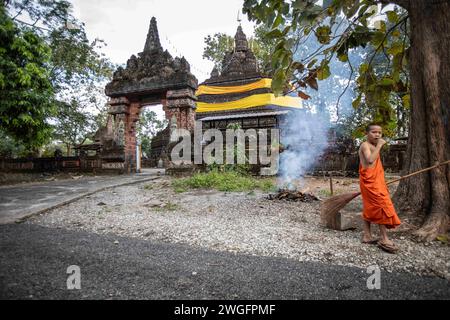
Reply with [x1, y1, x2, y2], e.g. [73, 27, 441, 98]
[365, 124, 382, 144]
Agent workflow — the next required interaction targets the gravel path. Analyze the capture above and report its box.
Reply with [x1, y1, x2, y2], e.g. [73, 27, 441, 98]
[28, 176, 450, 281]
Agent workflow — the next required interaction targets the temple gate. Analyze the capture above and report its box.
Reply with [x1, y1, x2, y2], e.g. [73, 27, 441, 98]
[102, 17, 198, 173]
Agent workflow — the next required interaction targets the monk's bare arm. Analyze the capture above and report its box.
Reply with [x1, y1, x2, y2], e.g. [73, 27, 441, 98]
[361, 142, 383, 166]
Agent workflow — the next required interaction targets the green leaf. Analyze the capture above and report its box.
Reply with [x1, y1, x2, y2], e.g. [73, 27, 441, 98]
[337, 53, 348, 62]
[317, 63, 330, 80]
[307, 59, 317, 68]
[315, 25, 331, 44]
[272, 14, 284, 29]
[282, 2, 290, 15]
[371, 31, 386, 48]
[281, 53, 291, 68]
[352, 95, 362, 109]
[402, 94, 410, 109]
[379, 78, 395, 87]
[292, 0, 307, 10]
[391, 30, 401, 37]
[386, 11, 398, 23]
[266, 28, 283, 39]
[272, 69, 286, 96]
[281, 25, 291, 36]
[378, 20, 387, 33]
[343, 0, 360, 18]
[359, 63, 369, 73]
[387, 42, 404, 56]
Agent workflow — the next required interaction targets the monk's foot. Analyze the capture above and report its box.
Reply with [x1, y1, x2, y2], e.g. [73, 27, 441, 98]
[379, 239, 394, 246]
[362, 234, 377, 244]
[377, 240, 399, 253]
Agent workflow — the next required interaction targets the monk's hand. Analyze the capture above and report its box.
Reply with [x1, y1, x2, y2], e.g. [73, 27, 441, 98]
[377, 138, 387, 147]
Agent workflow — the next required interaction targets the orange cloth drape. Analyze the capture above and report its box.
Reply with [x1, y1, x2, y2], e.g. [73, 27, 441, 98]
[359, 156, 401, 229]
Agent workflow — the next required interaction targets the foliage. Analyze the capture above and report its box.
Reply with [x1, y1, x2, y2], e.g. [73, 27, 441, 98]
[243, 0, 410, 136]
[0, 129, 27, 157]
[172, 170, 275, 193]
[136, 109, 167, 157]
[0, 5, 55, 148]
[2, 0, 114, 152]
[202, 25, 276, 74]
[202, 33, 234, 72]
[53, 99, 95, 155]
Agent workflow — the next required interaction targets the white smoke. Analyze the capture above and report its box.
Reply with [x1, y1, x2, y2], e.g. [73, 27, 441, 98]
[279, 109, 329, 189]
[277, 16, 368, 189]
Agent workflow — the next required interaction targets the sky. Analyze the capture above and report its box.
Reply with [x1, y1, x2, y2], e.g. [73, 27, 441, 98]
[71, 0, 256, 83]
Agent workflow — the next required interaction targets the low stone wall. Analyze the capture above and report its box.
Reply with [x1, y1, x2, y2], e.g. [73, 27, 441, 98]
[0, 156, 106, 173]
[312, 143, 407, 175]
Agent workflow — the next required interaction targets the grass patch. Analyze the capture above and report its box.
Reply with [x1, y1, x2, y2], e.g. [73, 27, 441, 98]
[318, 189, 333, 197]
[143, 184, 153, 190]
[172, 170, 276, 193]
[154, 201, 180, 212]
[318, 189, 344, 197]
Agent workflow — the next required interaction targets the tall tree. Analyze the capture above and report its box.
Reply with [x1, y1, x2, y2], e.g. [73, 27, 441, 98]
[243, 0, 449, 241]
[0, 4, 55, 149]
[2, 0, 114, 152]
[53, 99, 96, 156]
[203, 33, 234, 72]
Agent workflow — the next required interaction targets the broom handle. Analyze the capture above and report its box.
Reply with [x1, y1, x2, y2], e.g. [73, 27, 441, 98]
[386, 160, 450, 185]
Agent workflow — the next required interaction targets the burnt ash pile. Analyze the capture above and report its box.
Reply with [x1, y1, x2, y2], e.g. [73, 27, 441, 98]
[267, 189, 320, 202]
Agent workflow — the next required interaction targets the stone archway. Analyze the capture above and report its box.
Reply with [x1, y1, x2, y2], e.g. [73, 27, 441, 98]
[103, 17, 198, 173]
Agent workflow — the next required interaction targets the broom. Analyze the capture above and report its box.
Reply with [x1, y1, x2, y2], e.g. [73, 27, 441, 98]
[320, 160, 450, 228]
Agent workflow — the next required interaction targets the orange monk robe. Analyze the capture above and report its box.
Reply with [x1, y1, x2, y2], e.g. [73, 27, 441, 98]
[359, 156, 401, 229]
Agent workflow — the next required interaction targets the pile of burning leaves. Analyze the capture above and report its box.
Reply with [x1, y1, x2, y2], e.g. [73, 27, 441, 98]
[267, 189, 320, 202]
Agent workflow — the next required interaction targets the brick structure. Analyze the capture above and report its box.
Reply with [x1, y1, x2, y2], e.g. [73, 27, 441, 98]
[102, 17, 198, 173]
[195, 25, 305, 174]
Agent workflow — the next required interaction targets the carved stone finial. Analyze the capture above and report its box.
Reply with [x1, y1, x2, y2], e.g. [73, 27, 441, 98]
[144, 17, 163, 52]
[234, 25, 248, 52]
[210, 66, 219, 78]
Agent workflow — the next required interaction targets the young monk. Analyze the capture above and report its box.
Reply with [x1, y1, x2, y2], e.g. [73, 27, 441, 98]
[358, 124, 401, 253]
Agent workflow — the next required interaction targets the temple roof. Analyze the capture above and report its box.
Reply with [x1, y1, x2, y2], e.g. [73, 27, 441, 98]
[143, 17, 163, 53]
[105, 17, 197, 98]
[195, 25, 304, 118]
[234, 26, 249, 52]
[202, 25, 262, 85]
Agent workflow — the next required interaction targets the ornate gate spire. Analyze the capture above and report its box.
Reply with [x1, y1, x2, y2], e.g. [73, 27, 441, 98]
[143, 17, 163, 52]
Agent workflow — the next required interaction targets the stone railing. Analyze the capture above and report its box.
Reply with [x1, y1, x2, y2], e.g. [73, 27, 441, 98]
[0, 156, 103, 173]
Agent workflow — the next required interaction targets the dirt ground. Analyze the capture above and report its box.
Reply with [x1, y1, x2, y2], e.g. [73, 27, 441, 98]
[27, 173, 450, 280]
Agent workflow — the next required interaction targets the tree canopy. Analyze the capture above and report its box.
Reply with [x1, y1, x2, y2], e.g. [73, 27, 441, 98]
[243, 0, 450, 241]
[1, 0, 114, 154]
[243, 0, 410, 137]
[0, 5, 55, 148]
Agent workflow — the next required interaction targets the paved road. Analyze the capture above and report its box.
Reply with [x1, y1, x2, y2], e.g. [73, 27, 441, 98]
[0, 169, 163, 224]
[1, 223, 448, 300]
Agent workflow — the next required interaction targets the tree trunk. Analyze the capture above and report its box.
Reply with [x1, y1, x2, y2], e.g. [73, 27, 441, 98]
[393, 0, 450, 241]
